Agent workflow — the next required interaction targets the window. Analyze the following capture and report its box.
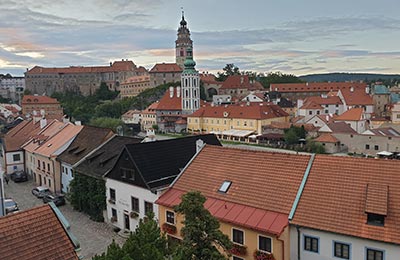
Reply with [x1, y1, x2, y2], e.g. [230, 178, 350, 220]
[367, 213, 384, 226]
[47, 163, 50, 171]
[12, 154, 20, 161]
[309, 111, 312, 115]
[366, 248, 383, 260]
[38, 160, 40, 169]
[144, 201, 153, 215]
[232, 228, 244, 245]
[258, 235, 272, 253]
[334, 242, 350, 259]
[131, 197, 139, 212]
[365, 144, 370, 150]
[121, 168, 135, 180]
[166, 210, 175, 224]
[110, 188, 116, 202]
[42, 161, 45, 169]
[111, 208, 117, 221]
[219, 181, 232, 193]
[304, 235, 319, 253]
[374, 145, 379, 151]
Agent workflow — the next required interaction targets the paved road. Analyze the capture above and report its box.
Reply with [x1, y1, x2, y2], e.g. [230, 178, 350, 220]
[4, 179, 125, 260]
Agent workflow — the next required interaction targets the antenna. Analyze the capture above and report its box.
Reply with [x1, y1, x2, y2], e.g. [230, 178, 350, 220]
[181, 7, 184, 18]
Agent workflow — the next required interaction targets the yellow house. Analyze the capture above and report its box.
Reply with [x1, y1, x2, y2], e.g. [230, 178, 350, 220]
[156, 145, 313, 260]
[187, 102, 289, 139]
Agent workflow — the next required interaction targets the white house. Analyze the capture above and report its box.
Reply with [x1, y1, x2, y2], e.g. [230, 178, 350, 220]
[104, 135, 221, 231]
[290, 155, 400, 260]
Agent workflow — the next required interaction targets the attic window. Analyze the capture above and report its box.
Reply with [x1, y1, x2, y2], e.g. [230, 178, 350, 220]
[218, 181, 232, 193]
[365, 184, 388, 227]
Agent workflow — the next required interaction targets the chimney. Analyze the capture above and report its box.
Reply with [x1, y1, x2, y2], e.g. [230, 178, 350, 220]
[196, 139, 204, 153]
[169, 86, 174, 98]
[75, 121, 81, 126]
[350, 86, 354, 92]
[176, 86, 181, 98]
[40, 118, 47, 129]
[240, 76, 244, 84]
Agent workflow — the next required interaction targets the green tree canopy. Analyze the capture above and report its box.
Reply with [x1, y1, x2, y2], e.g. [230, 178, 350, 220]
[173, 191, 232, 260]
[216, 63, 240, 81]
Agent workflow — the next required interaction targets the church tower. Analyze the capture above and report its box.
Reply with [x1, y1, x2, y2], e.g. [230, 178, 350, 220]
[175, 11, 193, 69]
[181, 47, 200, 115]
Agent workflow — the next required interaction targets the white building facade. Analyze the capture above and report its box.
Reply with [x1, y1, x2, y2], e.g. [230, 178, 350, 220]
[290, 226, 400, 260]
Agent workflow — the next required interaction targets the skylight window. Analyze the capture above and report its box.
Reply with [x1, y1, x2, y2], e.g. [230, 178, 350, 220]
[218, 181, 232, 193]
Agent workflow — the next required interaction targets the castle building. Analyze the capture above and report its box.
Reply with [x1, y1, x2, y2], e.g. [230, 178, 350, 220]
[181, 47, 200, 115]
[175, 12, 193, 69]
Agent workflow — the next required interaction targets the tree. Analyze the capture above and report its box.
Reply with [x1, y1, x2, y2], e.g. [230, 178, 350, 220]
[216, 64, 240, 81]
[92, 213, 167, 260]
[173, 191, 232, 260]
[284, 125, 306, 145]
[92, 240, 132, 260]
[95, 82, 119, 101]
[89, 117, 124, 132]
[123, 212, 168, 260]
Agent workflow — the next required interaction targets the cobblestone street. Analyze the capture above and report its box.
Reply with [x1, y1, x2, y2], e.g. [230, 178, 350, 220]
[4, 179, 125, 260]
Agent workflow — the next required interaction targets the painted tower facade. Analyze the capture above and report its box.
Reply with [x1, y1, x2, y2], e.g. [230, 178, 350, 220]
[181, 47, 200, 115]
[175, 12, 193, 69]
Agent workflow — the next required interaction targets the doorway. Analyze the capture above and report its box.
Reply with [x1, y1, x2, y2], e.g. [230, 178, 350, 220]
[124, 213, 130, 231]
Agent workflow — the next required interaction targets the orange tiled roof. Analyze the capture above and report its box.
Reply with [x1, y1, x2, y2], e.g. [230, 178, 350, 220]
[271, 82, 367, 93]
[0, 204, 79, 260]
[304, 95, 342, 105]
[315, 133, 339, 143]
[339, 87, 373, 105]
[300, 100, 323, 110]
[156, 88, 182, 111]
[22, 120, 65, 153]
[220, 75, 263, 90]
[122, 75, 150, 84]
[149, 63, 182, 73]
[174, 145, 311, 215]
[157, 145, 312, 235]
[291, 155, 400, 245]
[200, 73, 221, 84]
[26, 60, 136, 74]
[22, 95, 60, 104]
[335, 107, 364, 121]
[34, 123, 83, 157]
[190, 102, 288, 120]
[3, 120, 42, 152]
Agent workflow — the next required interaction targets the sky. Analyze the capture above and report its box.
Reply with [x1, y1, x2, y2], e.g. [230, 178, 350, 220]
[1, 0, 400, 76]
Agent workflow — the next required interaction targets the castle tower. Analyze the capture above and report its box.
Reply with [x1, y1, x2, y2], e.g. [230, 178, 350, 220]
[181, 47, 200, 115]
[175, 11, 193, 69]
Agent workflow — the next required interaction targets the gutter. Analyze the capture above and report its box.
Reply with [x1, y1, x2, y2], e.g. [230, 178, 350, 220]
[48, 202, 81, 257]
[289, 153, 315, 220]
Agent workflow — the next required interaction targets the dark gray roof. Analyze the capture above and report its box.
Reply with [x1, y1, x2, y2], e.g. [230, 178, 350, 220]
[74, 135, 143, 179]
[106, 134, 221, 189]
[58, 125, 114, 165]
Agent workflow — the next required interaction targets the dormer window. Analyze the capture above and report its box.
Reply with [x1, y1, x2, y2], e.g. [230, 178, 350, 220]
[367, 213, 385, 226]
[219, 180, 232, 193]
[365, 184, 388, 227]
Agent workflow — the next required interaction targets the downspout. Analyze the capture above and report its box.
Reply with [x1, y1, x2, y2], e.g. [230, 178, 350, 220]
[277, 233, 285, 260]
[296, 226, 301, 260]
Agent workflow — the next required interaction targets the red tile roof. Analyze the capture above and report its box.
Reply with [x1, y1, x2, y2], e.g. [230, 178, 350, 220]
[158, 188, 289, 235]
[291, 155, 400, 245]
[122, 75, 150, 84]
[339, 87, 373, 105]
[190, 102, 288, 120]
[304, 95, 342, 105]
[0, 204, 79, 260]
[149, 63, 182, 73]
[334, 107, 364, 121]
[156, 88, 182, 111]
[200, 73, 221, 84]
[22, 95, 60, 105]
[315, 133, 340, 143]
[3, 119, 42, 152]
[220, 75, 263, 90]
[271, 82, 367, 93]
[26, 60, 136, 74]
[300, 100, 323, 110]
[157, 145, 312, 235]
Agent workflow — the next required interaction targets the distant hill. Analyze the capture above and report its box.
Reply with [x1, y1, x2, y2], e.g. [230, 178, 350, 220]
[299, 73, 400, 83]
